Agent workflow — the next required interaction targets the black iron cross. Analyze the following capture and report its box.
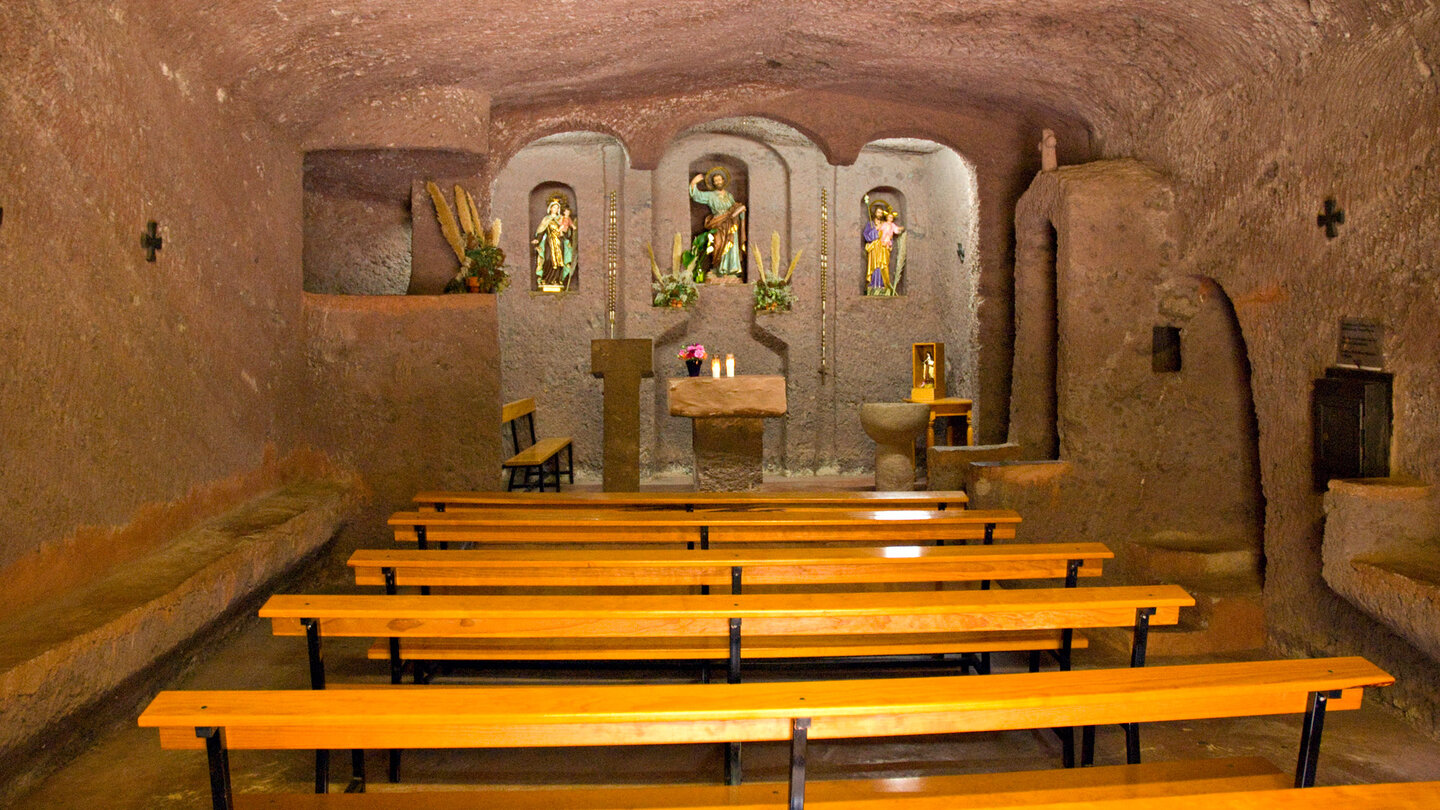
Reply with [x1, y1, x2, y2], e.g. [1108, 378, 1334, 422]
[141, 220, 163, 261]
[1316, 198, 1345, 239]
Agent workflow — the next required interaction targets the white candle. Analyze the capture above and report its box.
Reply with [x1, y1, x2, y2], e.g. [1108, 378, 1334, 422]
[711, 358, 721, 378]
[725, 354, 735, 377]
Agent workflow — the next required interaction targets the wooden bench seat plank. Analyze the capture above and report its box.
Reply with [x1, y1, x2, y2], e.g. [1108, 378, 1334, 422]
[348, 544, 1112, 588]
[262, 586, 1191, 639]
[139, 657, 1391, 751]
[977, 781, 1440, 810]
[364, 630, 1091, 660]
[414, 490, 971, 510]
[232, 758, 1290, 809]
[389, 508, 1022, 545]
[504, 437, 574, 468]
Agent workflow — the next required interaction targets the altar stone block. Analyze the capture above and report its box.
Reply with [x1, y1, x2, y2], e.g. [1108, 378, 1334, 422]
[668, 376, 786, 491]
[591, 339, 654, 492]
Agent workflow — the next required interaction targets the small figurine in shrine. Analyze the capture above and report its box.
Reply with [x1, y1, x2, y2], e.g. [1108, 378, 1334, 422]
[689, 167, 746, 282]
[863, 200, 904, 295]
[533, 193, 576, 290]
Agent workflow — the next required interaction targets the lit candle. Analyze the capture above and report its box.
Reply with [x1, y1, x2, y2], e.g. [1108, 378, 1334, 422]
[711, 358, 721, 378]
[725, 354, 735, 377]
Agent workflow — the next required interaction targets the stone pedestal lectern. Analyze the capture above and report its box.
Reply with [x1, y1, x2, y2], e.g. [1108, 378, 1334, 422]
[591, 339, 654, 492]
[668, 376, 787, 491]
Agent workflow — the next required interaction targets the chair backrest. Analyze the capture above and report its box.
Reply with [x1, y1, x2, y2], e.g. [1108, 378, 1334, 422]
[501, 398, 538, 454]
[501, 398, 536, 423]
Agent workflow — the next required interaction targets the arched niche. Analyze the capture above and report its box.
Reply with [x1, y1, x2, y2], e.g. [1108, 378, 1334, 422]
[860, 186, 908, 296]
[528, 182, 578, 292]
[832, 138, 980, 429]
[685, 155, 750, 283]
[491, 130, 628, 297]
[654, 119, 808, 292]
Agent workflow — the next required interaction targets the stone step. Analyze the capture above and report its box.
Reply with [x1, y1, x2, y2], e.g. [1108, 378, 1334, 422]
[1130, 532, 1263, 589]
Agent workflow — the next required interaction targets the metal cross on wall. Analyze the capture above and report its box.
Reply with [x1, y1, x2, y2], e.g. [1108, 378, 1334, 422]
[141, 221, 163, 261]
[1317, 198, 1345, 239]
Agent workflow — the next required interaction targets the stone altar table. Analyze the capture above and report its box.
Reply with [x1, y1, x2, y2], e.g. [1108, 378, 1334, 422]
[668, 376, 787, 491]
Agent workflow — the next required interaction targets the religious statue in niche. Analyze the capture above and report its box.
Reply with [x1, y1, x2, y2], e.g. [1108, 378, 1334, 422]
[532, 192, 577, 292]
[863, 198, 907, 296]
[687, 167, 747, 283]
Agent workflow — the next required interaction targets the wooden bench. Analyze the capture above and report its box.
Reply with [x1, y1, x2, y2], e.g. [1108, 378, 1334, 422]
[265, 585, 1182, 684]
[138, 656, 1393, 808]
[387, 507, 1023, 549]
[264, 583, 1190, 781]
[348, 542, 1114, 677]
[414, 489, 970, 511]
[348, 542, 1112, 593]
[502, 398, 573, 492]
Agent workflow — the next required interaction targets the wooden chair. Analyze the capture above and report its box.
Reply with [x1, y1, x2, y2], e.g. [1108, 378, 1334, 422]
[502, 398, 573, 492]
[137, 656, 1394, 807]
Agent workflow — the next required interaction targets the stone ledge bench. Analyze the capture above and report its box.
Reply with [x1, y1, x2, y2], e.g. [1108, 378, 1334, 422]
[0, 467, 366, 767]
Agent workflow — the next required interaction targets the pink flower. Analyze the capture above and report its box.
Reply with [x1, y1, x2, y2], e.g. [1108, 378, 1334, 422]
[678, 344, 707, 360]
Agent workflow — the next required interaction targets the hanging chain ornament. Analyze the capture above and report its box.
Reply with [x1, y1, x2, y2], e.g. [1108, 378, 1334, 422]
[819, 188, 829, 374]
[607, 190, 618, 338]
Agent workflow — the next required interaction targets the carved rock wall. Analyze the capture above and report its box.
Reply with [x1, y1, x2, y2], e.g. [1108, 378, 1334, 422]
[1103, 8, 1440, 732]
[0, 1, 307, 569]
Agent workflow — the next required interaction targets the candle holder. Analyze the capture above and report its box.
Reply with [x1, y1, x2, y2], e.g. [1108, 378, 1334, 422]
[725, 354, 735, 377]
[711, 358, 721, 378]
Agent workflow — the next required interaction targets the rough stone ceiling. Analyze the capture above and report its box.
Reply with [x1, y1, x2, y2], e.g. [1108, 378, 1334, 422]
[130, 0, 1343, 138]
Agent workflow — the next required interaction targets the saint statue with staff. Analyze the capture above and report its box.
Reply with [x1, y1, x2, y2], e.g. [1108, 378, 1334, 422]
[689, 167, 746, 282]
[863, 199, 905, 296]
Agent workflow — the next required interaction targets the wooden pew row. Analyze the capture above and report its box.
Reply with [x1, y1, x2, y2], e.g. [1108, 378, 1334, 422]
[347, 543, 1114, 593]
[138, 657, 1394, 809]
[349, 543, 1113, 672]
[265, 584, 1189, 783]
[262, 586, 1188, 687]
[388, 508, 1022, 549]
[414, 489, 970, 511]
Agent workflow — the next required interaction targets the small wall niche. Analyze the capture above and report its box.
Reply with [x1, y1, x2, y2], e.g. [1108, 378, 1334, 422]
[1152, 325, 1182, 372]
[528, 182, 579, 292]
[1312, 367, 1393, 490]
[860, 186, 908, 296]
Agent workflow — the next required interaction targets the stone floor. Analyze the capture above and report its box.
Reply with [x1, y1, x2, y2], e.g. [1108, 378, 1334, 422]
[10, 476, 1440, 806]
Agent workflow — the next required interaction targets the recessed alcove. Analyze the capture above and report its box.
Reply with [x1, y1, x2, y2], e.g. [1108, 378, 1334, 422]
[302, 149, 487, 295]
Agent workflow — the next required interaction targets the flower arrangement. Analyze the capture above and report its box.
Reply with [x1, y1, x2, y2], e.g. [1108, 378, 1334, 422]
[649, 233, 699, 309]
[678, 343, 707, 361]
[427, 181, 509, 293]
[751, 231, 800, 313]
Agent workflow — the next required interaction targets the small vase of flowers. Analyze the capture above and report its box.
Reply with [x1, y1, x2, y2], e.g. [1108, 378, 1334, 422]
[679, 343, 706, 376]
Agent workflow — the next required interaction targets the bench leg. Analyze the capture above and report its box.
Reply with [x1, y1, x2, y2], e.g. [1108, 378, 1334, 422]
[389, 750, 402, 784]
[345, 749, 366, 793]
[1080, 725, 1096, 767]
[197, 727, 234, 810]
[726, 742, 743, 786]
[788, 718, 811, 810]
[1295, 689, 1341, 787]
[566, 443, 575, 484]
[315, 750, 329, 793]
[1124, 723, 1141, 764]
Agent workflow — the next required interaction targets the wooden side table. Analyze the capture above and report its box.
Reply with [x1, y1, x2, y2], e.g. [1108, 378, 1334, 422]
[905, 397, 973, 447]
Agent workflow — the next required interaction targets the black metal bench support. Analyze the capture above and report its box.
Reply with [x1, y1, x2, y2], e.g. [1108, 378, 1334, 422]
[198, 726, 234, 810]
[788, 717, 811, 810]
[1296, 689, 1342, 788]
